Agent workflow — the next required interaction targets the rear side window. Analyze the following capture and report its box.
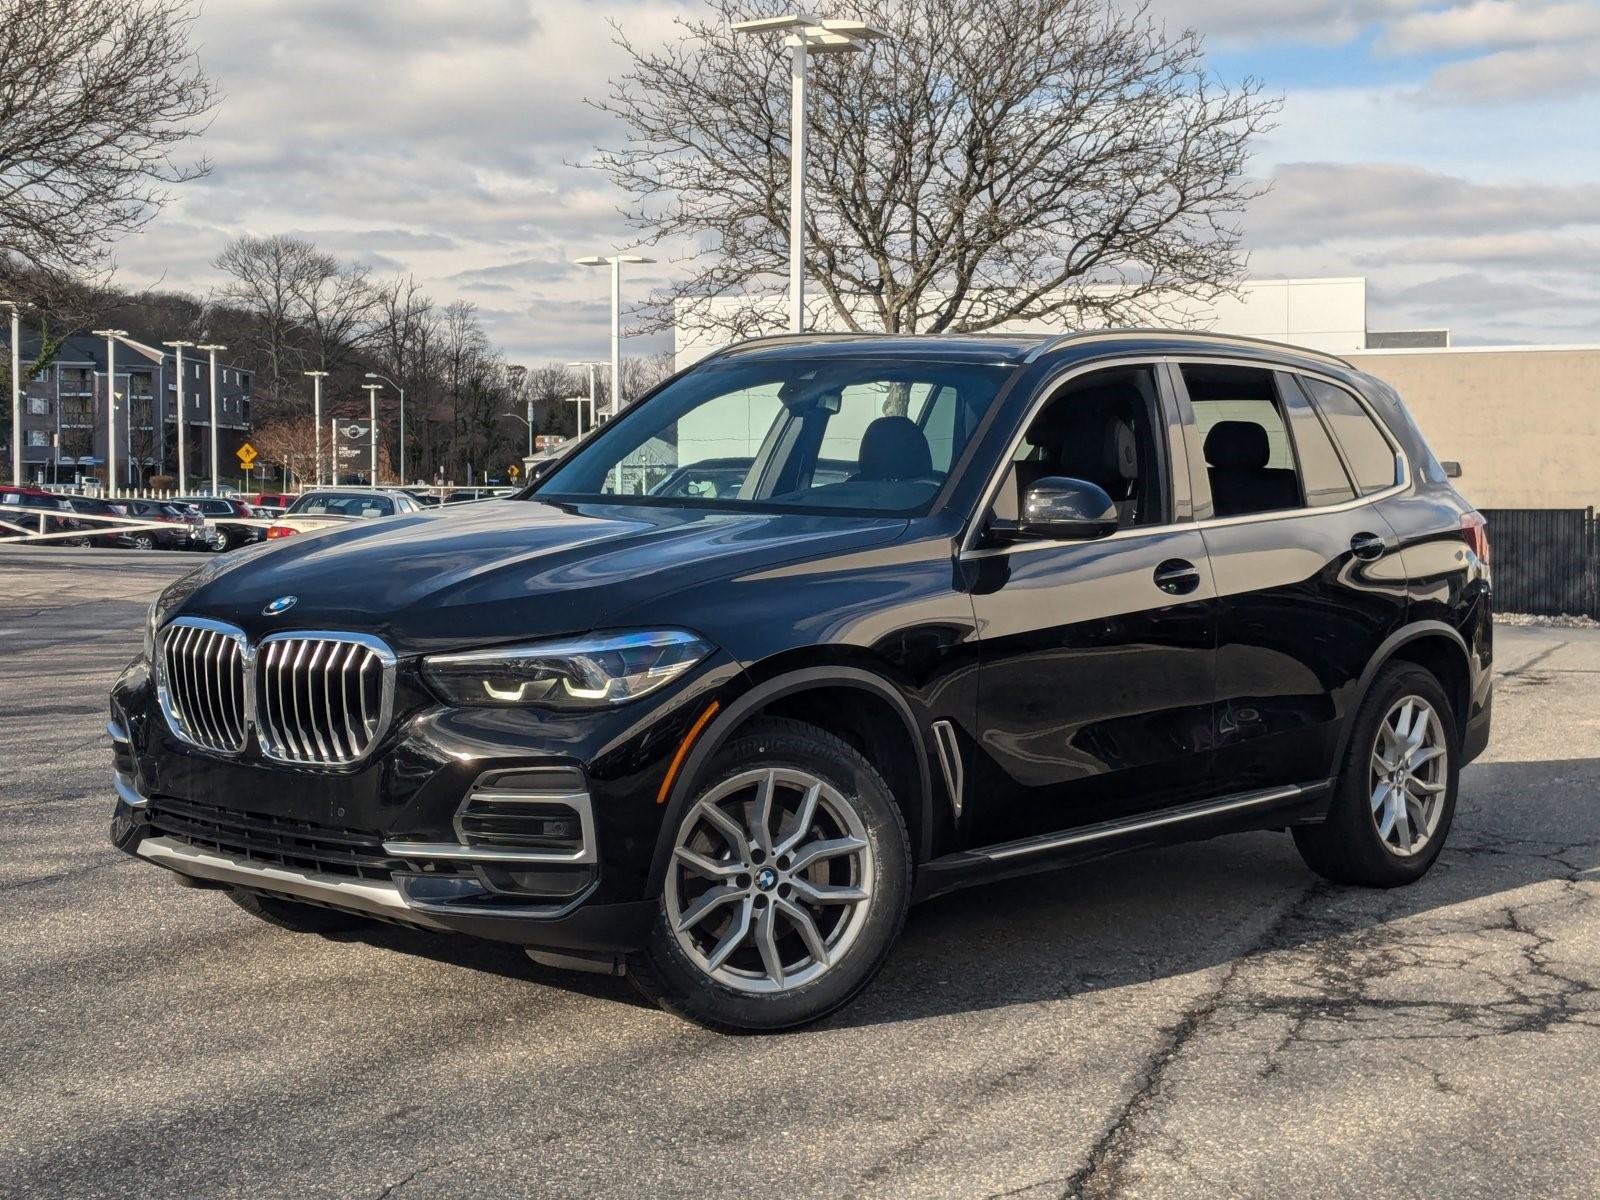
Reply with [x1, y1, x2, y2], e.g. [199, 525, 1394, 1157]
[1180, 364, 1303, 518]
[1299, 378, 1399, 495]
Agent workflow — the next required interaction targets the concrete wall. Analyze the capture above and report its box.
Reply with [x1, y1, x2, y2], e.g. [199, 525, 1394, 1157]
[1347, 346, 1600, 510]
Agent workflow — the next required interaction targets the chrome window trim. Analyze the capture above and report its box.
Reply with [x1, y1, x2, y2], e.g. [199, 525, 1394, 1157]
[958, 354, 1410, 562]
[154, 616, 253, 756]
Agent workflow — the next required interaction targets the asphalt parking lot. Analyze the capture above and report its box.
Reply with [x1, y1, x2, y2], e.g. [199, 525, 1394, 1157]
[3, 546, 1597, 1199]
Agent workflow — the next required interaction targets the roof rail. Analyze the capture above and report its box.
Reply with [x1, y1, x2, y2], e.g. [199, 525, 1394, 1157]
[1021, 327, 1355, 369]
[706, 331, 886, 360]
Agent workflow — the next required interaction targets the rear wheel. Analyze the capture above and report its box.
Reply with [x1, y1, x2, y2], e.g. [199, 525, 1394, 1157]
[1293, 663, 1459, 887]
[131, 532, 156, 551]
[630, 718, 911, 1032]
[228, 889, 372, 934]
[211, 528, 231, 552]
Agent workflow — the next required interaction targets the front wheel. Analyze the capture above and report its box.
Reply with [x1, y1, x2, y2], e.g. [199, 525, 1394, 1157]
[210, 529, 231, 552]
[1293, 663, 1459, 887]
[630, 718, 911, 1032]
[130, 532, 156, 551]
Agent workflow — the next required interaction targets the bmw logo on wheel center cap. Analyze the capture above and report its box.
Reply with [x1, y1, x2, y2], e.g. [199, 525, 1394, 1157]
[755, 867, 778, 891]
[263, 595, 297, 616]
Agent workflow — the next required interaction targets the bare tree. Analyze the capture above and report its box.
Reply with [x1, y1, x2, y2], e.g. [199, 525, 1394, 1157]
[293, 252, 377, 376]
[0, 0, 216, 276]
[213, 235, 319, 404]
[619, 351, 677, 406]
[592, 0, 1278, 338]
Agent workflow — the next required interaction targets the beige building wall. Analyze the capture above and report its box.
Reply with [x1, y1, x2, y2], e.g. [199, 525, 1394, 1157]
[1345, 346, 1600, 510]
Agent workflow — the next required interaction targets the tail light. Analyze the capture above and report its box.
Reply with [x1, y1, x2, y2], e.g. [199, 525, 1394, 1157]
[1461, 511, 1490, 565]
[266, 525, 297, 539]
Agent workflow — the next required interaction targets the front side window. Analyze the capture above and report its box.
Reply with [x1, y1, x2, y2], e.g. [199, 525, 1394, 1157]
[1299, 378, 1399, 495]
[538, 357, 1011, 516]
[1182, 364, 1303, 518]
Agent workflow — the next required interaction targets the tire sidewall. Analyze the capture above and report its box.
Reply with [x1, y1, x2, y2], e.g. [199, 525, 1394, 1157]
[637, 722, 911, 1032]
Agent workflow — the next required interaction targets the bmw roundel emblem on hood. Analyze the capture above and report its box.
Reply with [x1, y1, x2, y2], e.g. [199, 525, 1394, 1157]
[263, 595, 298, 616]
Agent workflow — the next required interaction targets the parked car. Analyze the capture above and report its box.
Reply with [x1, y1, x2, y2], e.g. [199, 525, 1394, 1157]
[111, 330, 1492, 1032]
[63, 495, 132, 548]
[263, 488, 425, 539]
[402, 489, 442, 507]
[249, 492, 297, 511]
[120, 498, 205, 550]
[647, 456, 853, 500]
[174, 496, 268, 552]
[0, 486, 84, 540]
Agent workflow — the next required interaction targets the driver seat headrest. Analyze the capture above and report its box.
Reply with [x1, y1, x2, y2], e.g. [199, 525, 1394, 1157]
[857, 416, 933, 481]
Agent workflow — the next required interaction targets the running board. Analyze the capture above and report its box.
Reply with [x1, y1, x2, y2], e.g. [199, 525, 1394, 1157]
[977, 782, 1318, 863]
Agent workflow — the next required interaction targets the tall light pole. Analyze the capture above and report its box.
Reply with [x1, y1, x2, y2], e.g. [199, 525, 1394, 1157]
[565, 396, 590, 439]
[196, 343, 226, 493]
[731, 15, 888, 333]
[3, 301, 19, 486]
[361, 382, 382, 483]
[92, 329, 128, 494]
[574, 254, 655, 418]
[162, 340, 195, 493]
[304, 370, 328, 486]
[364, 371, 405, 483]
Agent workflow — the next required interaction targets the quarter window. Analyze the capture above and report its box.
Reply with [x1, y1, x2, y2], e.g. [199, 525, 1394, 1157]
[1278, 374, 1355, 508]
[1299, 378, 1399, 495]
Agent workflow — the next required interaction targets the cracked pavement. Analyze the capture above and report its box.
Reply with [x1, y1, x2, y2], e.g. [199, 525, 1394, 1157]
[2, 548, 1598, 1198]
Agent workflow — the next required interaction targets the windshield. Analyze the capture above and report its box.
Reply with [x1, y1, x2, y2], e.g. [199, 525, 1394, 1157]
[290, 493, 396, 517]
[537, 357, 1011, 515]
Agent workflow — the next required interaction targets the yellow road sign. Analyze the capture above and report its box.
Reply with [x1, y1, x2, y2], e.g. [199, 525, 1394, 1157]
[508, 463, 521, 478]
[236, 442, 258, 466]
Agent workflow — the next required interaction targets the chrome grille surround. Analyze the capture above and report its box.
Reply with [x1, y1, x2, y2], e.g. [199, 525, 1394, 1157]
[156, 617, 251, 754]
[152, 621, 395, 767]
[255, 631, 396, 767]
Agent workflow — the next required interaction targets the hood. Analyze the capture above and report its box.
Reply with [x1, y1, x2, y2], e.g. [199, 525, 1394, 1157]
[170, 499, 907, 653]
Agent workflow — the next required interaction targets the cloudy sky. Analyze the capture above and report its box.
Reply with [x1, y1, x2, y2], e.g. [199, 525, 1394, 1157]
[114, 0, 1600, 360]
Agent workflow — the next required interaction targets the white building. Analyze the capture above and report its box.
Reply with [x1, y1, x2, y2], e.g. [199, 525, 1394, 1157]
[674, 276, 1399, 370]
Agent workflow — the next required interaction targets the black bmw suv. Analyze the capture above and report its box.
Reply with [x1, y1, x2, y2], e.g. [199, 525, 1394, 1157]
[109, 331, 1492, 1031]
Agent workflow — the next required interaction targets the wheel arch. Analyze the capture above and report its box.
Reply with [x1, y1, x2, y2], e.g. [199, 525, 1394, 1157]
[1333, 621, 1472, 770]
[648, 665, 933, 894]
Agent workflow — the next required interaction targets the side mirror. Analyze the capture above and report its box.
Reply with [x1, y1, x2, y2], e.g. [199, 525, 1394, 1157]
[993, 476, 1119, 543]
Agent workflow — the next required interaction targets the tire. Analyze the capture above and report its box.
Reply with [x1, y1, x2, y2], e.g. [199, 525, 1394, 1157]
[228, 888, 372, 934]
[211, 529, 231, 552]
[131, 532, 155, 551]
[629, 717, 912, 1032]
[1293, 663, 1460, 887]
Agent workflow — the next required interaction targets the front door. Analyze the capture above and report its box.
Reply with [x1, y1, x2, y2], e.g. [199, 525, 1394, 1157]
[964, 362, 1219, 847]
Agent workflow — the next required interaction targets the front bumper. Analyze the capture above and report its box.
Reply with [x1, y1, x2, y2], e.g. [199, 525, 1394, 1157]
[109, 649, 737, 954]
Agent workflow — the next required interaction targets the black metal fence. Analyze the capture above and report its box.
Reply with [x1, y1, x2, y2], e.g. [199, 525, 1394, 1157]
[1482, 508, 1599, 618]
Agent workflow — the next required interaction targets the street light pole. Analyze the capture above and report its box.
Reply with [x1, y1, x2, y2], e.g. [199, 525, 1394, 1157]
[574, 254, 655, 417]
[3, 301, 19, 486]
[92, 329, 128, 495]
[567, 361, 603, 432]
[361, 382, 382, 483]
[304, 370, 328, 486]
[364, 371, 406, 484]
[731, 15, 888, 333]
[162, 340, 195, 493]
[196, 343, 226, 493]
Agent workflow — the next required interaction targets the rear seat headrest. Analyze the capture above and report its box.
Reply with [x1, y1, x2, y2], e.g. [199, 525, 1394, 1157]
[1205, 421, 1270, 471]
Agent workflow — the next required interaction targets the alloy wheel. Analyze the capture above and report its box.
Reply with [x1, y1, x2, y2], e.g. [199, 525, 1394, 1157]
[664, 767, 875, 994]
[1370, 695, 1449, 857]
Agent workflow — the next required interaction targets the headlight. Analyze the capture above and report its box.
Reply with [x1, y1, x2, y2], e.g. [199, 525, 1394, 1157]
[422, 630, 712, 710]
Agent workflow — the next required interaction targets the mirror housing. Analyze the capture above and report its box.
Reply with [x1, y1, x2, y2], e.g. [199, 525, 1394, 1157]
[992, 476, 1119, 543]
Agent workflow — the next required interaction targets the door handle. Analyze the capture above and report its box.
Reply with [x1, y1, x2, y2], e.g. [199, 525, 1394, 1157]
[1350, 532, 1387, 561]
[1153, 558, 1201, 595]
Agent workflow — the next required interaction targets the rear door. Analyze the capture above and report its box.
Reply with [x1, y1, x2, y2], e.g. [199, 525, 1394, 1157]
[964, 361, 1219, 846]
[1175, 360, 1410, 794]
